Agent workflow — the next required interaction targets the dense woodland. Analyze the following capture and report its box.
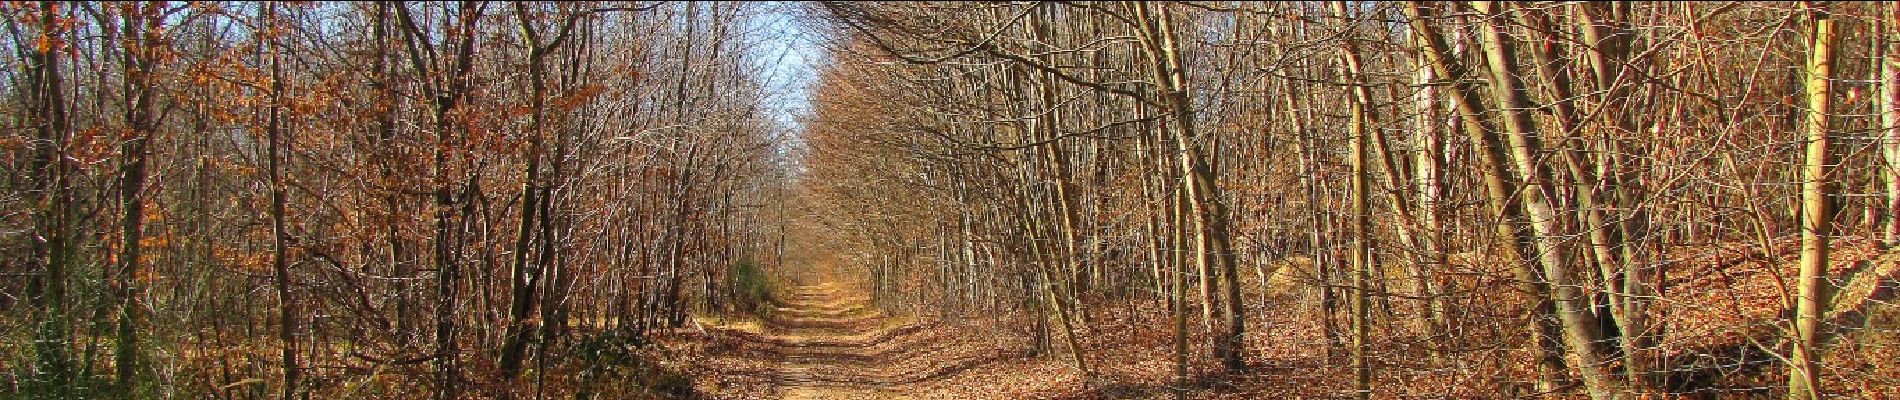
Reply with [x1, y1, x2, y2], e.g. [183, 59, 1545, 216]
[1, 1, 790, 398]
[2, 1, 1899, 400]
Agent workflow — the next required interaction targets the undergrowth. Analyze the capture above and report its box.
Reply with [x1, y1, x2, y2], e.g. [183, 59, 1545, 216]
[570, 328, 696, 400]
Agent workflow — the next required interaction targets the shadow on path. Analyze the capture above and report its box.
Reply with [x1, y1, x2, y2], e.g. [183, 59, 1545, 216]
[702, 283, 1025, 399]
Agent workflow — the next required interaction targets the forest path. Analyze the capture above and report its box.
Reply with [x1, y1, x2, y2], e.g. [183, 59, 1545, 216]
[763, 283, 912, 399]
[699, 282, 1023, 399]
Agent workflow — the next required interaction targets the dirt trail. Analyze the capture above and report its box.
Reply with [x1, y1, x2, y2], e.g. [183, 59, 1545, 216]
[765, 284, 908, 399]
[701, 282, 1018, 399]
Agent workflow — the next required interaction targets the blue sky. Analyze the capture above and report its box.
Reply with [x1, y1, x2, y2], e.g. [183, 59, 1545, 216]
[744, 2, 828, 157]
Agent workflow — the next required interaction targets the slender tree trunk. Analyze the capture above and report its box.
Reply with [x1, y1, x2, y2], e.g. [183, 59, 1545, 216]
[370, 1, 417, 347]
[21, 1, 75, 390]
[395, 4, 485, 398]
[264, 6, 299, 398]
[1411, 35, 1451, 355]
[1131, 1, 1246, 371]
[1788, 3, 1836, 399]
[1346, 60, 1375, 400]
[498, 3, 577, 378]
[1514, 11, 1640, 379]
[1014, 146, 1090, 376]
[1286, 82, 1340, 363]
[1028, 7, 1090, 316]
[1883, 3, 1900, 247]
[1171, 183, 1189, 400]
[1331, 3, 1373, 396]
[1473, 2, 1624, 398]
[111, 6, 160, 395]
[1576, 3, 1657, 388]
[1405, 2, 1571, 392]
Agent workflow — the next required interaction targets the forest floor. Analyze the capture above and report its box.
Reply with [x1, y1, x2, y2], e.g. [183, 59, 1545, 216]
[691, 283, 1034, 399]
[683, 278, 1497, 400]
[676, 246, 1900, 399]
[685, 280, 1347, 399]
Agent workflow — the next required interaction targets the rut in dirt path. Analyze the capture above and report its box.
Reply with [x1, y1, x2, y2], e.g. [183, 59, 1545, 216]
[713, 283, 1024, 399]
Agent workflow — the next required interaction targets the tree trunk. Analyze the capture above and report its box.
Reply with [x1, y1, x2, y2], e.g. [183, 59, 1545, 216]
[112, 5, 161, 394]
[394, 4, 485, 398]
[22, 1, 75, 391]
[498, 3, 575, 378]
[1411, 34, 1451, 355]
[1473, 2, 1624, 398]
[1788, 3, 1836, 399]
[1131, 1, 1246, 372]
[1883, 3, 1900, 247]
[1171, 183, 1189, 400]
[1404, 3, 1571, 391]
[1331, 2, 1373, 396]
[1576, 2, 1657, 388]
[264, 6, 299, 398]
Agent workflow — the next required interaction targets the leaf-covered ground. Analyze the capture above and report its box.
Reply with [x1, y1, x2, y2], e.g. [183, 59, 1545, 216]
[672, 244, 1900, 399]
[686, 283, 1031, 399]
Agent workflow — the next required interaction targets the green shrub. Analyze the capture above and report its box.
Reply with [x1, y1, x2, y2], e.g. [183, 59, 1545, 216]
[727, 259, 773, 316]
[569, 329, 694, 400]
